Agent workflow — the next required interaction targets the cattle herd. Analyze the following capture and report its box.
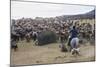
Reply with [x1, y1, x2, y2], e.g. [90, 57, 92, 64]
[11, 17, 95, 53]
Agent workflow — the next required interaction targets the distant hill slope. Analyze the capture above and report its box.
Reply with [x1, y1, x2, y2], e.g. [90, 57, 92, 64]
[56, 9, 95, 21]
[85, 10, 95, 16]
[81, 9, 95, 19]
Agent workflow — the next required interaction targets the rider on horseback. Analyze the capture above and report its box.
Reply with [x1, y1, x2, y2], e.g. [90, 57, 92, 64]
[69, 26, 80, 55]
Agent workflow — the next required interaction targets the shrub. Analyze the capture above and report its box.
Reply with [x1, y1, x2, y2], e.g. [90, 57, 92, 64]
[37, 31, 57, 45]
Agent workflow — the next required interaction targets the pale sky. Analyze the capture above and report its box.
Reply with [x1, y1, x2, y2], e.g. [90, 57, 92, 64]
[11, 1, 95, 19]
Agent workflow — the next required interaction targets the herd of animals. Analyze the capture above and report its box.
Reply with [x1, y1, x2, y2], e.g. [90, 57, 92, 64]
[11, 18, 95, 55]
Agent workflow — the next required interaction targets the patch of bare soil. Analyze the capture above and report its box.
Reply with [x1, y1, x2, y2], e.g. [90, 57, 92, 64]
[11, 40, 95, 66]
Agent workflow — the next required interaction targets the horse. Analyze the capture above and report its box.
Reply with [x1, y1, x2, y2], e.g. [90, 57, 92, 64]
[11, 31, 19, 52]
[25, 32, 31, 42]
[11, 39, 18, 51]
[59, 30, 68, 52]
[70, 37, 80, 56]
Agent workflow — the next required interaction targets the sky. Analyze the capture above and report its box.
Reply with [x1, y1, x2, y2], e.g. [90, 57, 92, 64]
[11, 1, 95, 19]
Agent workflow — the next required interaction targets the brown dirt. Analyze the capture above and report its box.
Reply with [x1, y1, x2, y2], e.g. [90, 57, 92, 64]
[11, 40, 95, 66]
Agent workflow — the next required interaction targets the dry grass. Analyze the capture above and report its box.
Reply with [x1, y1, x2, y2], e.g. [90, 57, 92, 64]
[11, 40, 95, 66]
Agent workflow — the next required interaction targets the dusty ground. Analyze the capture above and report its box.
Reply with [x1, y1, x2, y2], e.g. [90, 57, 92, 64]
[11, 40, 95, 66]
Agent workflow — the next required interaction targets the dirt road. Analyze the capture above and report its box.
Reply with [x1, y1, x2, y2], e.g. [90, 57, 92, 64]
[11, 40, 95, 66]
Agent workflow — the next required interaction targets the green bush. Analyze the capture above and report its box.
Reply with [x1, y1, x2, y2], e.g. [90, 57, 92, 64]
[37, 31, 57, 45]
